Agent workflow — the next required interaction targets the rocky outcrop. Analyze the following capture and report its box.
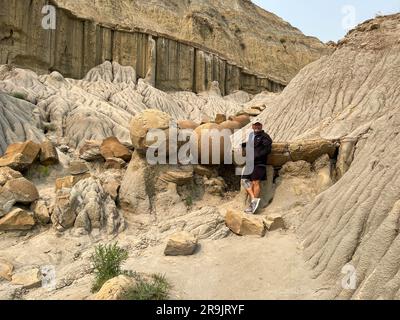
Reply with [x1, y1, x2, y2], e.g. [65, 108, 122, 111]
[51, 0, 329, 84]
[0, 0, 328, 94]
[52, 177, 125, 234]
[242, 14, 400, 299]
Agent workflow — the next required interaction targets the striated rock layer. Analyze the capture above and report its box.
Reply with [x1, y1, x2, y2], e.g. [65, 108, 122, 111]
[0, 0, 329, 94]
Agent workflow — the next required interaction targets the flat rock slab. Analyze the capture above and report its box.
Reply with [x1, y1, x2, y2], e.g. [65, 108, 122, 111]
[0, 208, 36, 231]
[11, 268, 42, 289]
[0, 141, 41, 171]
[100, 137, 132, 162]
[164, 231, 198, 256]
[225, 210, 266, 237]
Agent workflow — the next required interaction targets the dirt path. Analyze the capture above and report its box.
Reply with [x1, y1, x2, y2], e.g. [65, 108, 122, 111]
[125, 230, 324, 300]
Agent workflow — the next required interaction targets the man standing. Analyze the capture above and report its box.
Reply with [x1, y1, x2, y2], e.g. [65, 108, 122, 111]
[241, 122, 273, 214]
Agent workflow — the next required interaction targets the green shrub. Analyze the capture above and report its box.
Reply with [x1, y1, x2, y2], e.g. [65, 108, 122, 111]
[90, 242, 129, 293]
[123, 274, 171, 300]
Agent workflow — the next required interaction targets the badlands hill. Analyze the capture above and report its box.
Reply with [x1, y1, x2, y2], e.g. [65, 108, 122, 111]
[240, 13, 400, 299]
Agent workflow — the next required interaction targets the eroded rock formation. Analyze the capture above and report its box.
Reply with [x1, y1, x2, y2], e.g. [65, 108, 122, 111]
[1, 0, 330, 95]
[239, 14, 400, 299]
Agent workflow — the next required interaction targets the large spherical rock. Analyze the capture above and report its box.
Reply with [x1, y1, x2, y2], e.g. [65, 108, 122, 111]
[130, 109, 172, 151]
[220, 120, 242, 133]
[193, 123, 231, 165]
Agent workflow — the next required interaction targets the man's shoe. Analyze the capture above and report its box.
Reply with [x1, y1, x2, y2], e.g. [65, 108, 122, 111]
[244, 204, 253, 214]
[252, 198, 261, 214]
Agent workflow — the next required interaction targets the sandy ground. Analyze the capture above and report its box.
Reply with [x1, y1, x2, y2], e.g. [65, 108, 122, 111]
[0, 227, 326, 300]
[125, 231, 324, 300]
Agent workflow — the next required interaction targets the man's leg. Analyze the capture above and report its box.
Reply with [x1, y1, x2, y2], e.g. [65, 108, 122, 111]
[252, 180, 261, 199]
[242, 179, 255, 200]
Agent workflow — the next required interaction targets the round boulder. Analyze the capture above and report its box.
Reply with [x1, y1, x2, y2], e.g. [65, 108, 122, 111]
[4, 177, 39, 204]
[193, 123, 231, 165]
[130, 109, 172, 151]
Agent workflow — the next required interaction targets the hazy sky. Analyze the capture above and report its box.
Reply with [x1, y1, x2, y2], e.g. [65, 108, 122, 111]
[253, 0, 400, 42]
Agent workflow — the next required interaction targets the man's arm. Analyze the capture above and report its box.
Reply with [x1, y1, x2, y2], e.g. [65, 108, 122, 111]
[254, 134, 272, 159]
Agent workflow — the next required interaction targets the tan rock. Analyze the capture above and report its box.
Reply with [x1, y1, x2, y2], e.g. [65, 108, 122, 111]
[220, 120, 242, 132]
[94, 275, 136, 300]
[100, 137, 132, 162]
[178, 120, 200, 130]
[0, 259, 13, 281]
[0, 141, 41, 171]
[11, 268, 42, 289]
[102, 179, 121, 201]
[267, 143, 290, 167]
[204, 177, 227, 196]
[79, 140, 103, 161]
[215, 114, 227, 124]
[164, 231, 198, 256]
[55, 173, 91, 191]
[243, 108, 262, 117]
[0, 208, 36, 231]
[31, 200, 50, 225]
[229, 114, 250, 127]
[39, 141, 59, 166]
[225, 210, 266, 237]
[251, 104, 267, 111]
[104, 157, 126, 170]
[0, 187, 15, 217]
[130, 109, 171, 150]
[193, 123, 228, 165]
[51, 191, 76, 230]
[264, 214, 285, 231]
[4, 177, 39, 204]
[69, 160, 89, 175]
[159, 170, 194, 186]
[194, 165, 218, 178]
[0, 167, 22, 186]
[288, 139, 337, 163]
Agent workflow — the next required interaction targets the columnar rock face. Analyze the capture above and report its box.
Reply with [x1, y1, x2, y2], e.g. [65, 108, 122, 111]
[52, 0, 329, 84]
[240, 14, 400, 299]
[0, 0, 328, 95]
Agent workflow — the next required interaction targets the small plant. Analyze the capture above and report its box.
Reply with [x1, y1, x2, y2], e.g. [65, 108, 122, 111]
[90, 242, 129, 293]
[38, 165, 50, 178]
[185, 195, 193, 207]
[123, 274, 171, 300]
[11, 92, 27, 100]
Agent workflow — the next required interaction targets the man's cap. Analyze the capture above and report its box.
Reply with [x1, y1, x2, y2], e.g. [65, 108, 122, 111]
[252, 121, 263, 126]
